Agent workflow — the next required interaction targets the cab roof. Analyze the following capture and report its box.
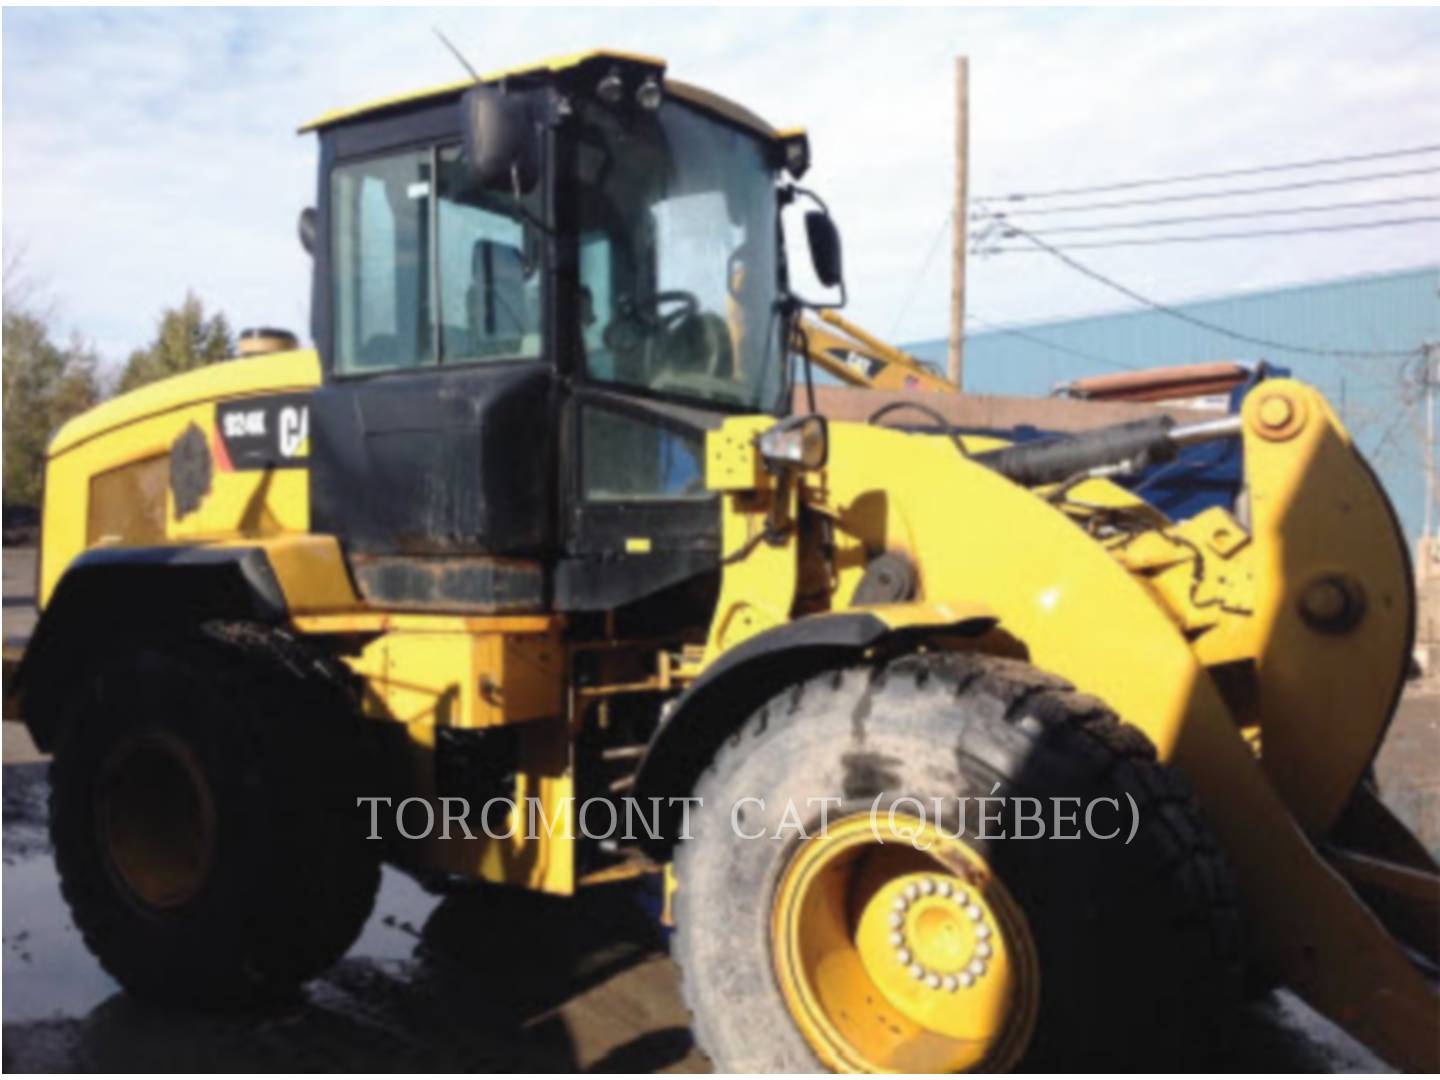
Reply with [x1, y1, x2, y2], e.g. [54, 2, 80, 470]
[299, 48, 800, 143]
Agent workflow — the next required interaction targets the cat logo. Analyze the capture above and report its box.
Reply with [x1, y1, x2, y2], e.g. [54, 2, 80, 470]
[213, 394, 311, 471]
[278, 405, 309, 459]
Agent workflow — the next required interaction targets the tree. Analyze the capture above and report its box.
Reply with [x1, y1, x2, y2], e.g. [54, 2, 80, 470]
[117, 292, 234, 394]
[2, 252, 101, 507]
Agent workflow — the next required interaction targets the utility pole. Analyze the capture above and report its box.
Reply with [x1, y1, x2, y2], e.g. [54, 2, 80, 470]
[948, 56, 969, 389]
[1425, 341, 1439, 544]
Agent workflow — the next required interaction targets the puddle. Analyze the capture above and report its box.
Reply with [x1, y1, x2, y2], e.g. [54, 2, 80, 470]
[3, 853, 121, 1021]
[2, 850, 440, 1023]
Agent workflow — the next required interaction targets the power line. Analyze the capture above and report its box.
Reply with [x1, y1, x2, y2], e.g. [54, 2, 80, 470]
[976, 142, 1440, 202]
[965, 311, 1142, 372]
[971, 164, 1440, 218]
[891, 211, 952, 339]
[976, 215, 1440, 252]
[988, 220, 1425, 360]
[979, 194, 1440, 236]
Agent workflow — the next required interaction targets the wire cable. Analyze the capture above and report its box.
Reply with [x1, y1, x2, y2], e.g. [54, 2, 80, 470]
[977, 215, 1440, 252]
[971, 164, 1440, 218]
[890, 211, 953, 339]
[990, 220, 1425, 359]
[965, 312, 1143, 372]
[867, 401, 971, 457]
[976, 143, 1440, 202]
[981, 194, 1440, 236]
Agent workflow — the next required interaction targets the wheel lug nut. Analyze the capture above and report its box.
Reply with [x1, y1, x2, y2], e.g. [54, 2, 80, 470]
[889, 913, 903, 929]
[943, 975, 959, 992]
[975, 924, 991, 939]
[968, 959, 986, 977]
[976, 941, 993, 959]
[896, 948, 911, 965]
[904, 883, 920, 902]
[959, 972, 975, 988]
[920, 878, 935, 896]
[966, 904, 983, 921]
[925, 973, 941, 989]
[909, 963, 925, 980]
[936, 880, 953, 898]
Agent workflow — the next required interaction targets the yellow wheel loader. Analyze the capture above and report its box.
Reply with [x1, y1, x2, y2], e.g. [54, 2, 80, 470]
[16, 50, 1438, 1071]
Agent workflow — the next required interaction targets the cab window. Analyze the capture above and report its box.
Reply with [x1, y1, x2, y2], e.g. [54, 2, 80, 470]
[574, 99, 781, 411]
[330, 145, 543, 374]
[581, 405, 706, 502]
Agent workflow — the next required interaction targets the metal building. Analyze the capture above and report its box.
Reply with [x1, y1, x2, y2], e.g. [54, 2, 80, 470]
[909, 265, 1440, 542]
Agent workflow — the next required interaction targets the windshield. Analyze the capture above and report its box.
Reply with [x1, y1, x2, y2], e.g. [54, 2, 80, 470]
[575, 99, 782, 411]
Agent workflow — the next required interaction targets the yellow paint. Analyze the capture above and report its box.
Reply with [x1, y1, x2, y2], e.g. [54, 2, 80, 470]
[703, 418, 796, 662]
[38, 351, 320, 607]
[49, 350, 320, 457]
[705, 397, 1434, 1069]
[337, 612, 572, 895]
[861, 600, 995, 631]
[1235, 382, 1411, 835]
[802, 310, 956, 394]
[624, 537, 653, 554]
[342, 616, 564, 730]
[232, 534, 360, 615]
[771, 814, 1039, 1072]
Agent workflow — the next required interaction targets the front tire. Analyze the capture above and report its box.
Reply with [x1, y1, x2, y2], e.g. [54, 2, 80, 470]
[672, 652, 1241, 1071]
[49, 626, 381, 1006]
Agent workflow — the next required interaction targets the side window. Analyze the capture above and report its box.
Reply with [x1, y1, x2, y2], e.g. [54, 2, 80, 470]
[581, 406, 706, 502]
[436, 146, 542, 363]
[578, 232, 615, 378]
[330, 145, 542, 376]
[331, 150, 433, 374]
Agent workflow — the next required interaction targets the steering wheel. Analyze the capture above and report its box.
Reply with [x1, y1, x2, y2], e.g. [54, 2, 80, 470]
[623, 289, 700, 333]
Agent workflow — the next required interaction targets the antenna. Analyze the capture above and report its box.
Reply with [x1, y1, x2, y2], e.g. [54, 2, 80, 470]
[432, 26, 481, 84]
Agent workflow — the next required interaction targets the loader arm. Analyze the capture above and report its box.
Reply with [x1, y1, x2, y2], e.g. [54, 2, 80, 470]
[799, 310, 957, 393]
[700, 378, 1436, 1069]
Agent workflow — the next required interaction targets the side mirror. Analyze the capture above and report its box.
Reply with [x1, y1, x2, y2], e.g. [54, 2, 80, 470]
[805, 211, 843, 289]
[298, 207, 317, 256]
[461, 86, 540, 194]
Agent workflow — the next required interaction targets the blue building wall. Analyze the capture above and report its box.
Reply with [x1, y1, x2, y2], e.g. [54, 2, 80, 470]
[907, 266, 1440, 542]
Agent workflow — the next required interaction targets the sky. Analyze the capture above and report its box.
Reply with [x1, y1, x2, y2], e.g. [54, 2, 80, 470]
[4, 6, 1439, 375]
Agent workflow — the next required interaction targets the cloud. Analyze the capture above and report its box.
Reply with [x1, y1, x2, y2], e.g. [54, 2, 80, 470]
[4, 7, 1438, 371]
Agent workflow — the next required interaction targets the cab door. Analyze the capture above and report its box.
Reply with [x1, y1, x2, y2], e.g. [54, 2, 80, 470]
[307, 129, 558, 613]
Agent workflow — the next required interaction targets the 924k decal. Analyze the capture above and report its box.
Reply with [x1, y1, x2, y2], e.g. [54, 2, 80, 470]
[214, 394, 311, 471]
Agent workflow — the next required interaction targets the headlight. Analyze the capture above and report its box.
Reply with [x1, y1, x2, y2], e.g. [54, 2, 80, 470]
[758, 414, 828, 471]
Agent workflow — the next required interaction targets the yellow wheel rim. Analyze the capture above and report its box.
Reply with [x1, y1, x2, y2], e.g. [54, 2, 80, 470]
[772, 813, 1040, 1072]
[99, 732, 216, 910]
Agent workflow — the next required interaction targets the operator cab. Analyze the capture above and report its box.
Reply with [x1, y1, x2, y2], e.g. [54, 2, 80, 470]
[299, 52, 832, 620]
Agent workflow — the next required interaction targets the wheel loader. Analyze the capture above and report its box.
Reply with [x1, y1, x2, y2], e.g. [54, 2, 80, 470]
[15, 49, 1439, 1072]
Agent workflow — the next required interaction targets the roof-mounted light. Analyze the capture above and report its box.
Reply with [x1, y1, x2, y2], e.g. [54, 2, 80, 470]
[596, 70, 624, 105]
[636, 75, 663, 111]
[780, 131, 811, 179]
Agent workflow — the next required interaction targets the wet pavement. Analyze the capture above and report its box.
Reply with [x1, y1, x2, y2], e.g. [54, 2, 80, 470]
[0, 760, 1402, 1072]
[3, 763, 704, 1072]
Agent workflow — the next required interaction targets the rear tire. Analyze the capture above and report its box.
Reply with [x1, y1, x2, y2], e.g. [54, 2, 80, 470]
[49, 625, 381, 1006]
[672, 651, 1241, 1071]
